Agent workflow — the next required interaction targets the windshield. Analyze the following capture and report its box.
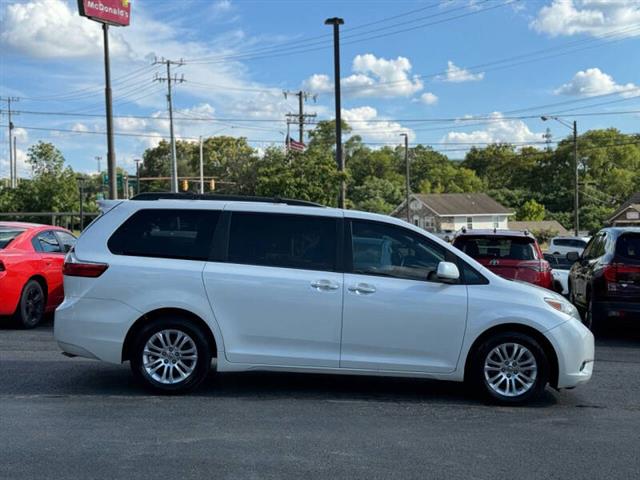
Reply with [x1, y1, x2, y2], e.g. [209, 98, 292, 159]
[0, 228, 26, 249]
[455, 236, 539, 261]
[616, 233, 640, 260]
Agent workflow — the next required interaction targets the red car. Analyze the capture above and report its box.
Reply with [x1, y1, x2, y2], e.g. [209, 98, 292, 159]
[453, 229, 553, 290]
[0, 222, 76, 328]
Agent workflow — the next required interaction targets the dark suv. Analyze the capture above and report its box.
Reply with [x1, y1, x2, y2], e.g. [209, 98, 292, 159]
[568, 227, 640, 329]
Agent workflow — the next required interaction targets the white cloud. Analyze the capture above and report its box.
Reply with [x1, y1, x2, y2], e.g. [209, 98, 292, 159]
[342, 106, 415, 143]
[13, 128, 29, 142]
[439, 61, 484, 83]
[71, 123, 89, 133]
[530, 0, 640, 38]
[419, 92, 439, 105]
[554, 67, 638, 96]
[443, 113, 542, 146]
[303, 53, 423, 98]
[0, 147, 30, 178]
[0, 0, 130, 58]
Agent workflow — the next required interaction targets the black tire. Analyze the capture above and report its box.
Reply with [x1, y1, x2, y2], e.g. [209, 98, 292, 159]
[130, 315, 211, 394]
[470, 332, 549, 405]
[584, 296, 600, 333]
[15, 279, 46, 329]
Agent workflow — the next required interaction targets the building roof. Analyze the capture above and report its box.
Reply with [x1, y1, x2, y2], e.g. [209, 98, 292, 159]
[412, 193, 513, 216]
[508, 220, 569, 236]
[608, 192, 640, 223]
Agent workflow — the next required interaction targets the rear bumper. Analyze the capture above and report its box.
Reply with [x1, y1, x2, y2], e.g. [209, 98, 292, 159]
[595, 300, 640, 320]
[0, 274, 21, 316]
[54, 296, 141, 364]
[546, 319, 595, 389]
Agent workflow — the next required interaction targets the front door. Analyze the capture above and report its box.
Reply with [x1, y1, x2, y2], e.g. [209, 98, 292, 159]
[340, 219, 468, 374]
[203, 210, 343, 367]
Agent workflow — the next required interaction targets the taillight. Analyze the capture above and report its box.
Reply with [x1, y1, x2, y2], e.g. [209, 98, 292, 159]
[603, 263, 640, 292]
[63, 259, 108, 277]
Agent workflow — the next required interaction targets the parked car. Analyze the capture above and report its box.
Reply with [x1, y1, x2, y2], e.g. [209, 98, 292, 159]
[568, 227, 640, 330]
[0, 222, 76, 328]
[433, 229, 455, 243]
[55, 194, 593, 404]
[452, 229, 553, 290]
[548, 236, 590, 256]
[543, 253, 574, 296]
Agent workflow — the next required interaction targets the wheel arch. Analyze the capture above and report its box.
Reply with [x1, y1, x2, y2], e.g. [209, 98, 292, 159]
[122, 307, 218, 362]
[463, 323, 559, 389]
[14, 274, 49, 314]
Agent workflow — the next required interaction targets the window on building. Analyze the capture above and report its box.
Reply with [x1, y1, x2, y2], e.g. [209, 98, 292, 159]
[493, 216, 499, 229]
[466, 217, 473, 229]
[413, 216, 420, 227]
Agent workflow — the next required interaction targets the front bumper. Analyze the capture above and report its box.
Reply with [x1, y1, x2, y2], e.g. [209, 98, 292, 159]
[546, 319, 595, 389]
[54, 296, 141, 364]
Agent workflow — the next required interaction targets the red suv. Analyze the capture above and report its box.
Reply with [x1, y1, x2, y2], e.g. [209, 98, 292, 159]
[453, 229, 553, 289]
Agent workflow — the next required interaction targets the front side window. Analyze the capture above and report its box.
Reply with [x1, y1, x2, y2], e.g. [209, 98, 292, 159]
[351, 220, 445, 282]
[108, 209, 220, 261]
[228, 212, 337, 272]
[37, 231, 62, 253]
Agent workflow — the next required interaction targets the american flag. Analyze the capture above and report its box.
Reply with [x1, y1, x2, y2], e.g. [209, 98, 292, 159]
[286, 136, 306, 152]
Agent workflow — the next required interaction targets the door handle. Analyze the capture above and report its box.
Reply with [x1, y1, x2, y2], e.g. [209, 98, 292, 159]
[348, 283, 376, 295]
[311, 279, 340, 291]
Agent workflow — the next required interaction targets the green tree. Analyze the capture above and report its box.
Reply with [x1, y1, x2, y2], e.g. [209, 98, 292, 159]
[517, 199, 546, 221]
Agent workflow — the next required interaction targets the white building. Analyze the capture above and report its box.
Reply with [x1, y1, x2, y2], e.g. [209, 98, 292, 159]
[390, 193, 514, 233]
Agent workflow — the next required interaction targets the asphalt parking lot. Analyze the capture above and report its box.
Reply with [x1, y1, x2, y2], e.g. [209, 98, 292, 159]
[1, 319, 639, 480]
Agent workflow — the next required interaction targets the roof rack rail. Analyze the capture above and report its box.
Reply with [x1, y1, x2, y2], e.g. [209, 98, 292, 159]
[130, 192, 324, 208]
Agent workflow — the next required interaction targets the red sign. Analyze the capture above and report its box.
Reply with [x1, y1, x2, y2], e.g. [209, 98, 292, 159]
[78, 0, 131, 27]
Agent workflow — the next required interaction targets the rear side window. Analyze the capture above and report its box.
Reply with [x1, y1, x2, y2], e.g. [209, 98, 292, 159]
[454, 236, 538, 261]
[616, 233, 640, 260]
[108, 209, 220, 261]
[228, 212, 337, 271]
[554, 239, 570, 247]
[55, 231, 77, 253]
[37, 231, 63, 253]
[0, 228, 25, 249]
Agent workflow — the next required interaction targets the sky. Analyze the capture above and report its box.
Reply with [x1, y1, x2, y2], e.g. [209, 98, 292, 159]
[0, 0, 639, 177]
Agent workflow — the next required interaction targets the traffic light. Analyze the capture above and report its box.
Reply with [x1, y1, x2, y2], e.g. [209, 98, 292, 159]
[209, 178, 216, 191]
[181, 179, 189, 191]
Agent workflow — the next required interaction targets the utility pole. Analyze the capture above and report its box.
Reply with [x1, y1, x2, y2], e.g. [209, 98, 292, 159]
[541, 115, 579, 236]
[284, 91, 317, 143]
[135, 159, 142, 195]
[325, 17, 345, 209]
[400, 133, 410, 223]
[154, 58, 185, 193]
[572, 120, 579, 236]
[102, 24, 117, 200]
[1, 97, 18, 188]
[13, 137, 17, 186]
[199, 136, 204, 194]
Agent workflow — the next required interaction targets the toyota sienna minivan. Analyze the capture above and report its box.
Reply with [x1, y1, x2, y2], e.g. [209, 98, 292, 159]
[55, 193, 594, 404]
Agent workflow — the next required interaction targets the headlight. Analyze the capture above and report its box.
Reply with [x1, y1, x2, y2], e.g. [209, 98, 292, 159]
[545, 297, 580, 320]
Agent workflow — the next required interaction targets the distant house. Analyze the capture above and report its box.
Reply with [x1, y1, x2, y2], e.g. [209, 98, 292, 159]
[390, 193, 514, 232]
[509, 220, 569, 237]
[607, 192, 640, 227]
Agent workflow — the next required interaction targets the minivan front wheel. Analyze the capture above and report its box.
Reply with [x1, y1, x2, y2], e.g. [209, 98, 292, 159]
[130, 317, 211, 394]
[471, 332, 548, 405]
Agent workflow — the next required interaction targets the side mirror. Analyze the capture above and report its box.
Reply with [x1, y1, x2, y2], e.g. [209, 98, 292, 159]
[566, 251, 579, 263]
[436, 261, 460, 282]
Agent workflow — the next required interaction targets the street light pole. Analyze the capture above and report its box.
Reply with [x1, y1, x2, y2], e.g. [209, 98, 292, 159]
[325, 17, 345, 209]
[400, 133, 410, 223]
[541, 116, 579, 236]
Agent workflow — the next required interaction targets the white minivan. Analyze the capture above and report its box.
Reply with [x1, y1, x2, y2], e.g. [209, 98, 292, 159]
[55, 194, 594, 404]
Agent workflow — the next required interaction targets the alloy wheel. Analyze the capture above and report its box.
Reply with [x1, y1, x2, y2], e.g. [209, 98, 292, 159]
[483, 342, 538, 397]
[142, 329, 198, 385]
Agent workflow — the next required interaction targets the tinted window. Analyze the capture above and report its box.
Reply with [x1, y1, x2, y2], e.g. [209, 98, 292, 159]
[108, 209, 220, 261]
[351, 220, 445, 282]
[55, 231, 76, 252]
[543, 253, 573, 270]
[454, 236, 538, 261]
[0, 228, 25, 249]
[616, 233, 640, 260]
[554, 239, 570, 247]
[572, 239, 587, 248]
[38, 231, 62, 253]
[228, 212, 337, 271]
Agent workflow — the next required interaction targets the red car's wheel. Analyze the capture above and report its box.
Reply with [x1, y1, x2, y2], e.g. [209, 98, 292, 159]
[16, 279, 45, 329]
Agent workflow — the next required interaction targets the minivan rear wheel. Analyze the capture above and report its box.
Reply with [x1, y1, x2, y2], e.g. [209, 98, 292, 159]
[471, 332, 549, 405]
[130, 316, 211, 394]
